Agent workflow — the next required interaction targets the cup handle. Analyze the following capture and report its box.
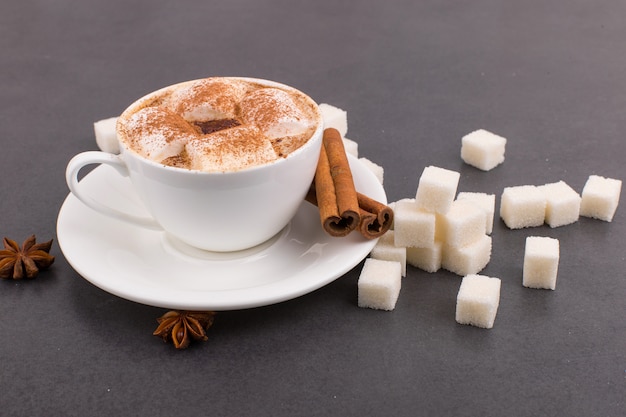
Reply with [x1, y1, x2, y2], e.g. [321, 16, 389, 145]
[66, 151, 161, 230]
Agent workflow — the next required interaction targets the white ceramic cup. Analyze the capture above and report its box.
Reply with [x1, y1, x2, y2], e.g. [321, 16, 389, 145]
[66, 78, 323, 252]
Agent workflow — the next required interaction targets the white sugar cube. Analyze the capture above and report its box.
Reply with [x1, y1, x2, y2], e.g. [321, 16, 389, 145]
[523, 236, 560, 290]
[342, 137, 359, 157]
[388, 198, 415, 230]
[439, 200, 487, 247]
[415, 166, 461, 214]
[358, 258, 402, 311]
[434, 212, 447, 243]
[538, 181, 581, 228]
[393, 200, 436, 249]
[500, 185, 546, 229]
[388, 198, 415, 211]
[370, 231, 406, 277]
[94, 117, 120, 154]
[359, 157, 384, 184]
[442, 234, 492, 276]
[407, 241, 443, 273]
[580, 175, 622, 222]
[455, 274, 501, 329]
[319, 103, 348, 137]
[461, 129, 507, 171]
[456, 192, 496, 234]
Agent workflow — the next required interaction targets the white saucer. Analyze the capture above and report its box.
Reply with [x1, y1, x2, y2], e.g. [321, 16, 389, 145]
[57, 155, 387, 310]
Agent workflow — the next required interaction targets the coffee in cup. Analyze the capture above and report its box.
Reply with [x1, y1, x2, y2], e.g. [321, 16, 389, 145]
[117, 77, 320, 172]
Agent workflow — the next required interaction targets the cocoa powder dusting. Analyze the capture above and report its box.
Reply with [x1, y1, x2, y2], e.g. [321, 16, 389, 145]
[118, 77, 320, 172]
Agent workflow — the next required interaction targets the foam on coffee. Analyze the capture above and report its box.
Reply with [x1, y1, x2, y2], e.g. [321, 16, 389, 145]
[117, 77, 320, 172]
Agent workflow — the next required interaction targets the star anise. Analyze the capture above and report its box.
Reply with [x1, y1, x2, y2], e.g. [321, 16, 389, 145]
[0, 235, 55, 280]
[153, 310, 216, 349]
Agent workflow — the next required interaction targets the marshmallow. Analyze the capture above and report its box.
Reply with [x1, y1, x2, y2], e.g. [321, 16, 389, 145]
[169, 78, 249, 122]
[186, 125, 276, 172]
[240, 88, 313, 139]
[123, 107, 197, 162]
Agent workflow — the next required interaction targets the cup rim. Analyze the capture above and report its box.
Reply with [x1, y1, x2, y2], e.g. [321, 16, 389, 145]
[116, 76, 323, 175]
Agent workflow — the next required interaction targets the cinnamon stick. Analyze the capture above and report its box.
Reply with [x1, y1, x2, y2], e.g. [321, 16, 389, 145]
[312, 128, 360, 236]
[357, 192, 394, 239]
[306, 127, 394, 239]
[306, 186, 394, 239]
